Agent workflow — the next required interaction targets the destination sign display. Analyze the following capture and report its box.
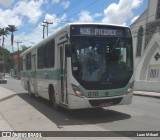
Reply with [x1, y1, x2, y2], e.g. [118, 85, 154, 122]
[71, 25, 131, 37]
[80, 28, 118, 36]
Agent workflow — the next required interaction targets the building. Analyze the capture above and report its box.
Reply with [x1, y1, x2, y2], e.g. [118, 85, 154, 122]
[131, 0, 160, 92]
[13, 53, 20, 77]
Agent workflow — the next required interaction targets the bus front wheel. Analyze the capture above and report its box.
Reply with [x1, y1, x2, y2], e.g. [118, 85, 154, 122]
[49, 86, 59, 111]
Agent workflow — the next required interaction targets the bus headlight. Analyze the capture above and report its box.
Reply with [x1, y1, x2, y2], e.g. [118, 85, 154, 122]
[127, 81, 134, 93]
[127, 88, 133, 93]
[72, 84, 85, 97]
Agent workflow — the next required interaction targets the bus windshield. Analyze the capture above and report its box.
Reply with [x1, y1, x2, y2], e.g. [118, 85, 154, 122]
[71, 36, 133, 90]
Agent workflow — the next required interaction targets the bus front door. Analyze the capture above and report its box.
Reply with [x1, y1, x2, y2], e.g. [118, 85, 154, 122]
[59, 44, 67, 104]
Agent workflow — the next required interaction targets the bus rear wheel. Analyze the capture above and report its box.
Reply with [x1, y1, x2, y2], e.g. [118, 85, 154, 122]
[49, 86, 59, 111]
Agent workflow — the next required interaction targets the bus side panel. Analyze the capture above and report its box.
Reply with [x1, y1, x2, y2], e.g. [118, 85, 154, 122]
[21, 76, 28, 90]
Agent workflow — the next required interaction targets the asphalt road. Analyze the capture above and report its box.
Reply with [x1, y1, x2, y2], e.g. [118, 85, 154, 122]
[0, 78, 160, 140]
[1, 78, 26, 93]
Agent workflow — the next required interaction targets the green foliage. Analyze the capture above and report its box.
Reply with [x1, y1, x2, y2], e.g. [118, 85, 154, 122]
[7, 25, 18, 32]
[13, 45, 30, 55]
[7, 25, 18, 45]
[21, 45, 29, 53]
[0, 46, 13, 73]
[0, 28, 9, 37]
[0, 46, 11, 58]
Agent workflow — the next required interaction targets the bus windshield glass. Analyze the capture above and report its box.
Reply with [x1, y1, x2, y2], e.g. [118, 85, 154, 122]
[70, 25, 133, 90]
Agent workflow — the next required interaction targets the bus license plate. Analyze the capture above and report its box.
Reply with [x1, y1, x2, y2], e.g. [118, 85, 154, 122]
[100, 102, 111, 107]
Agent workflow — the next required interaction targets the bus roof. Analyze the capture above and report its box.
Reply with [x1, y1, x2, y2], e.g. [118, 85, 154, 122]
[67, 22, 129, 28]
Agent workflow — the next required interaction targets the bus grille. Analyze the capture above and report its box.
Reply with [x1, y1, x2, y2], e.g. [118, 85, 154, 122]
[89, 97, 123, 107]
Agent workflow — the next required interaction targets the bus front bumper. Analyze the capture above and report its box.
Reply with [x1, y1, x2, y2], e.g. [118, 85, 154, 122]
[68, 93, 133, 109]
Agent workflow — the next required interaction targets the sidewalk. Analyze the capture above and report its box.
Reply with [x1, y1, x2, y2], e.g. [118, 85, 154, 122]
[0, 86, 17, 102]
[0, 86, 22, 140]
[0, 86, 133, 140]
[133, 90, 160, 98]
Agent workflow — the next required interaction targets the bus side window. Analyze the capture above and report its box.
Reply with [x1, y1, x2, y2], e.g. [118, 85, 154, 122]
[45, 40, 55, 68]
[25, 52, 31, 70]
[37, 45, 45, 69]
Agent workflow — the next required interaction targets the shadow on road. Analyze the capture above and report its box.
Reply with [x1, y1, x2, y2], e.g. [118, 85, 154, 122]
[18, 93, 131, 128]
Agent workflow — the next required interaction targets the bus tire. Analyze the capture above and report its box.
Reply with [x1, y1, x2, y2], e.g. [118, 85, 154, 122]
[49, 85, 59, 111]
[27, 82, 34, 97]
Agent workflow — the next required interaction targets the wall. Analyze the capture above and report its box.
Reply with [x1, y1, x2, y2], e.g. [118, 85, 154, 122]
[130, 10, 147, 68]
[134, 32, 160, 91]
[147, 0, 158, 23]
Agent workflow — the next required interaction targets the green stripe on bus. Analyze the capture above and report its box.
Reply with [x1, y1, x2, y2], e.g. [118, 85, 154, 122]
[21, 69, 62, 80]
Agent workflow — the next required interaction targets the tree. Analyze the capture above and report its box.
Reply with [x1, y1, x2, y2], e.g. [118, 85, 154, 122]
[7, 25, 18, 53]
[0, 28, 1, 46]
[21, 45, 29, 53]
[0, 46, 13, 73]
[0, 28, 9, 47]
[0, 28, 9, 73]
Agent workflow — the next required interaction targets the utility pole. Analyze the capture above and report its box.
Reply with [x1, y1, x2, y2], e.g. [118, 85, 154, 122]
[41, 24, 47, 39]
[14, 41, 22, 79]
[43, 21, 53, 36]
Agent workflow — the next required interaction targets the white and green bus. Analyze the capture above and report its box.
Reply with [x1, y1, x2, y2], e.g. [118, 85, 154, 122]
[20, 23, 134, 110]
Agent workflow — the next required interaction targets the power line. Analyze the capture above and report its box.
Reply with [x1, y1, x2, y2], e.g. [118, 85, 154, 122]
[5, 0, 155, 45]
[14, 41, 22, 51]
[65, 0, 98, 20]
[56, 0, 83, 17]
[53, 0, 99, 26]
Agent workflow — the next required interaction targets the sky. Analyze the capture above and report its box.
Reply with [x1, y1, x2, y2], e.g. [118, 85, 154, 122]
[0, 0, 148, 52]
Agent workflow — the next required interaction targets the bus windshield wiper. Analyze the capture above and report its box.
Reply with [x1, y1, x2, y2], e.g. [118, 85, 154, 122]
[111, 37, 120, 51]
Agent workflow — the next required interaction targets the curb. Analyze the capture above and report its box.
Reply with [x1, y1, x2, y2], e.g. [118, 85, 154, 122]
[0, 86, 16, 100]
[133, 91, 160, 98]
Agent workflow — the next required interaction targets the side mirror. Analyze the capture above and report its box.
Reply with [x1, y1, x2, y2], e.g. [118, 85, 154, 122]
[65, 44, 71, 57]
